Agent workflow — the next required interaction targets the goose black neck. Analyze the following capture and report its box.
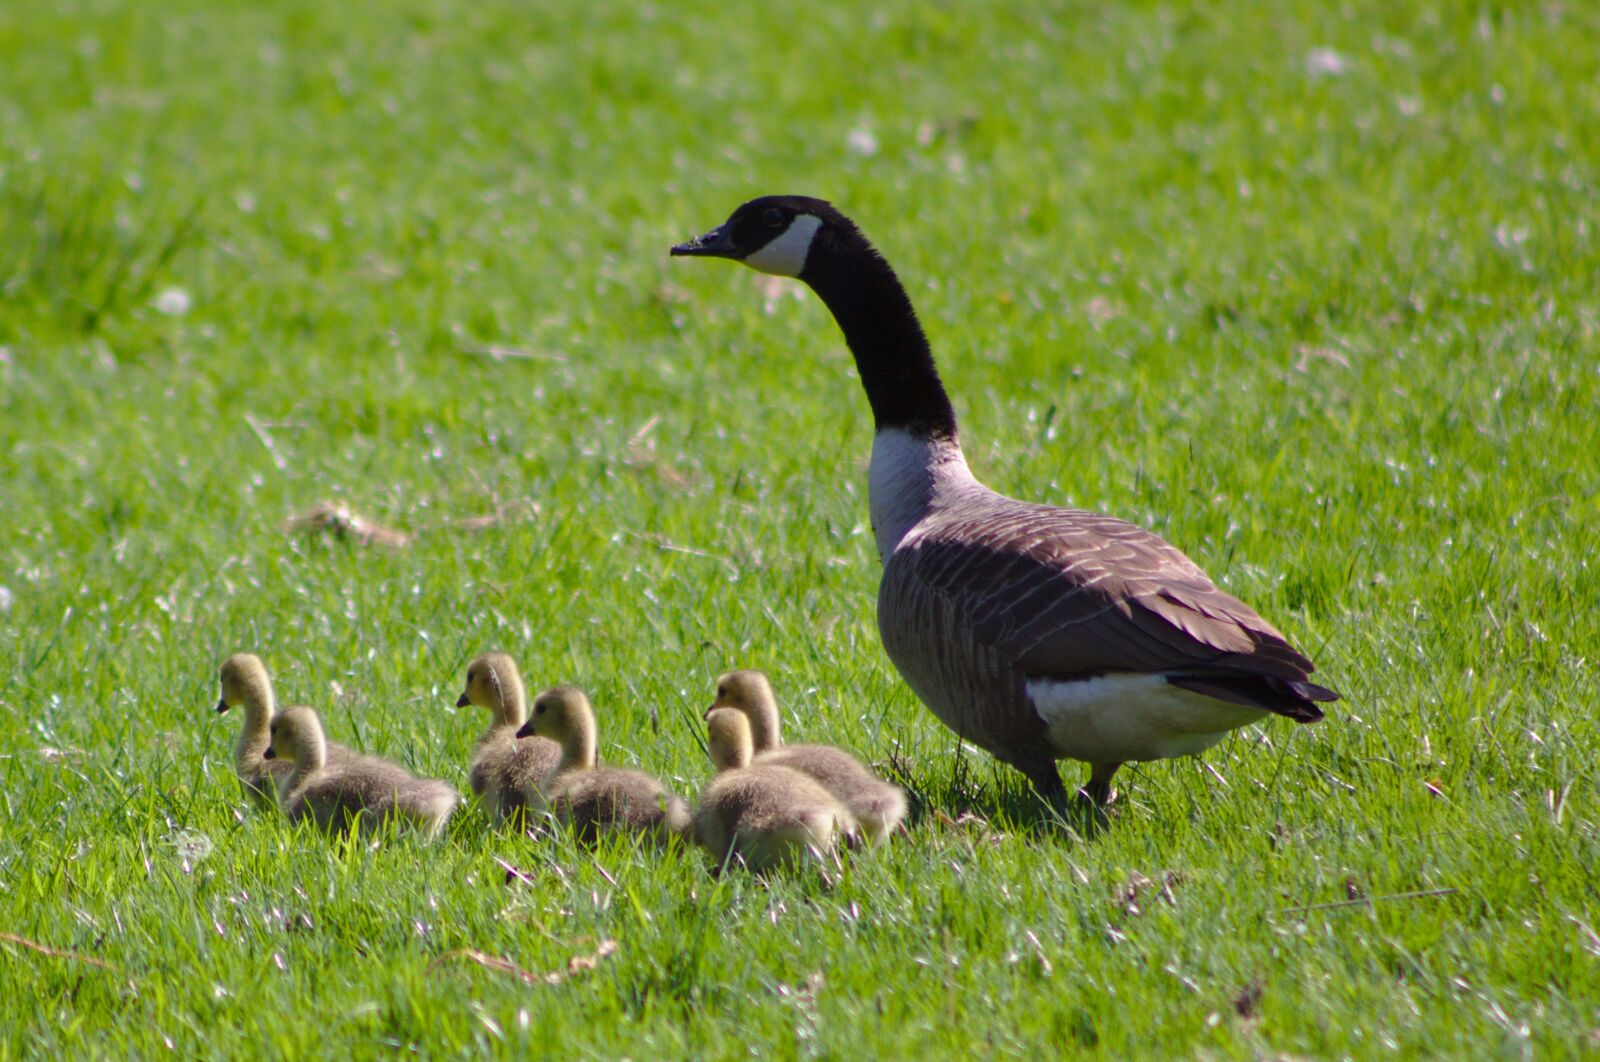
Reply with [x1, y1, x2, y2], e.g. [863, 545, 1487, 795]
[800, 232, 958, 439]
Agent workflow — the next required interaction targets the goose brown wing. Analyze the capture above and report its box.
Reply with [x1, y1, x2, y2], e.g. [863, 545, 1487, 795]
[893, 499, 1320, 683]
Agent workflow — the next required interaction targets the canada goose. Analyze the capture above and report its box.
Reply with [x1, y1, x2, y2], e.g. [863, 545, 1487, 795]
[214, 653, 351, 809]
[515, 686, 690, 845]
[265, 706, 459, 840]
[456, 652, 562, 828]
[693, 708, 858, 872]
[673, 197, 1339, 815]
[709, 670, 906, 844]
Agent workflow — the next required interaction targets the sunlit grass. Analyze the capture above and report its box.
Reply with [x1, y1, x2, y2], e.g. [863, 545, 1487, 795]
[2, 0, 1597, 1055]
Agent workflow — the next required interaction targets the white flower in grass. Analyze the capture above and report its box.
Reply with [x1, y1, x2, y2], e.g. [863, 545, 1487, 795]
[1305, 47, 1348, 78]
[154, 287, 192, 316]
[170, 829, 213, 872]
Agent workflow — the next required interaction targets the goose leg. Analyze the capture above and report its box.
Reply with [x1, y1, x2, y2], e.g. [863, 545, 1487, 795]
[1078, 762, 1121, 809]
[1021, 761, 1073, 823]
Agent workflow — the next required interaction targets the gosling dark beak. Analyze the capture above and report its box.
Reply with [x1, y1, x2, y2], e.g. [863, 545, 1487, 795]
[455, 692, 470, 708]
[263, 747, 276, 760]
[670, 224, 737, 259]
[703, 703, 716, 721]
[515, 721, 535, 739]
[215, 697, 228, 714]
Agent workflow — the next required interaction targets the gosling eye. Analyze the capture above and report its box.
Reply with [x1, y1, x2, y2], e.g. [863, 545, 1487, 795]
[716, 686, 727, 698]
[762, 208, 783, 228]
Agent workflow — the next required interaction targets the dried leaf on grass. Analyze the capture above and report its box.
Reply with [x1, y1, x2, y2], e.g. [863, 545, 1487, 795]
[0, 932, 118, 969]
[1231, 978, 1263, 1019]
[453, 512, 504, 532]
[429, 939, 618, 987]
[931, 808, 1008, 845]
[622, 415, 690, 489]
[458, 341, 567, 363]
[1277, 887, 1459, 917]
[1114, 870, 1184, 917]
[497, 858, 537, 886]
[1292, 343, 1351, 372]
[284, 503, 410, 548]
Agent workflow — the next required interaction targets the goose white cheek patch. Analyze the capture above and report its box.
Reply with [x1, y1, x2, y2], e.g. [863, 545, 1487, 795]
[741, 214, 823, 277]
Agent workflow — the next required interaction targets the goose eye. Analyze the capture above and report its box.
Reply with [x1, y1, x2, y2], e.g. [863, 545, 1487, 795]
[717, 686, 727, 698]
[762, 208, 783, 228]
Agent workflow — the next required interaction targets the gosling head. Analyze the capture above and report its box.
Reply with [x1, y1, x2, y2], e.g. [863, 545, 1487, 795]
[216, 652, 270, 714]
[670, 196, 862, 280]
[705, 708, 755, 772]
[706, 669, 776, 719]
[457, 652, 522, 719]
[515, 686, 591, 742]
[264, 706, 320, 765]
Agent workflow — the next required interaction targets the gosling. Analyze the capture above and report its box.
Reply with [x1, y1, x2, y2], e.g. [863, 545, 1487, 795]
[710, 670, 906, 845]
[693, 708, 858, 873]
[215, 653, 351, 810]
[265, 706, 459, 840]
[456, 652, 562, 828]
[515, 686, 690, 845]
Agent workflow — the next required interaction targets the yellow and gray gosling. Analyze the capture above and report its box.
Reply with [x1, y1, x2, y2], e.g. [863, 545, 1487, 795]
[710, 670, 906, 845]
[693, 708, 858, 873]
[265, 706, 458, 840]
[515, 686, 690, 845]
[457, 652, 562, 828]
[215, 653, 351, 810]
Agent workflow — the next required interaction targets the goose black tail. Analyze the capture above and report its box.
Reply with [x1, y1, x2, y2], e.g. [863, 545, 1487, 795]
[1166, 673, 1339, 723]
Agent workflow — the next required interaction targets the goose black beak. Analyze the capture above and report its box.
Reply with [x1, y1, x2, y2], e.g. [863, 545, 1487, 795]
[703, 703, 716, 721]
[670, 224, 737, 259]
[215, 697, 229, 713]
[515, 721, 535, 739]
[263, 747, 276, 760]
[455, 692, 470, 708]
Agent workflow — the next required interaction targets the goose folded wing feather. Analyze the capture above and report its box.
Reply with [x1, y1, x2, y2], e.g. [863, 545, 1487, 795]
[896, 505, 1320, 684]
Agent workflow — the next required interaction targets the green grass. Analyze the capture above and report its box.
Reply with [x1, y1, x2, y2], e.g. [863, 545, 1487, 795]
[3, 0, 1598, 1055]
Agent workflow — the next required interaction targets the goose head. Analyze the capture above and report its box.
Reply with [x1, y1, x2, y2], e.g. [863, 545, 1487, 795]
[705, 707, 755, 772]
[670, 196, 861, 280]
[216, 652, 271, 715]
[706, 669, 781, 751]
[264, 705, 324, 767]
[457, 652, 525, 726]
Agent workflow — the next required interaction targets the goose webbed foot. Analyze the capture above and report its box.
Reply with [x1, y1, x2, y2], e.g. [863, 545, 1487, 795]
[1023, 761, 1120, 834]
[1022, 763, 1078, 831]
[1073, 762, 1121, 831]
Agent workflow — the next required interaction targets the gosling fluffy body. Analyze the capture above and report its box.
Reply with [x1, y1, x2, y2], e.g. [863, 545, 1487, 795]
[694, 708, 858, 872]
[516, 686, 690, 845]
[711, 670, 906, 845]
[215, 653, 350, 810]
[457, 652, 562, 828]
[266, 706, 459, 840]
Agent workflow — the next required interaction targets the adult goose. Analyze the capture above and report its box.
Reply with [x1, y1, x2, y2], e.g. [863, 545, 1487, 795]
[672, 196, 1338, 815]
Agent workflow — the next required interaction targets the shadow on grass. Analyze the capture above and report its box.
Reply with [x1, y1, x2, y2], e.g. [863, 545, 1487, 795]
[883, 743, 1106, 842]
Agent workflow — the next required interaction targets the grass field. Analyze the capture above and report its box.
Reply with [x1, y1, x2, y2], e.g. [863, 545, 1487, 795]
[3, 0, 1598, 1055]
